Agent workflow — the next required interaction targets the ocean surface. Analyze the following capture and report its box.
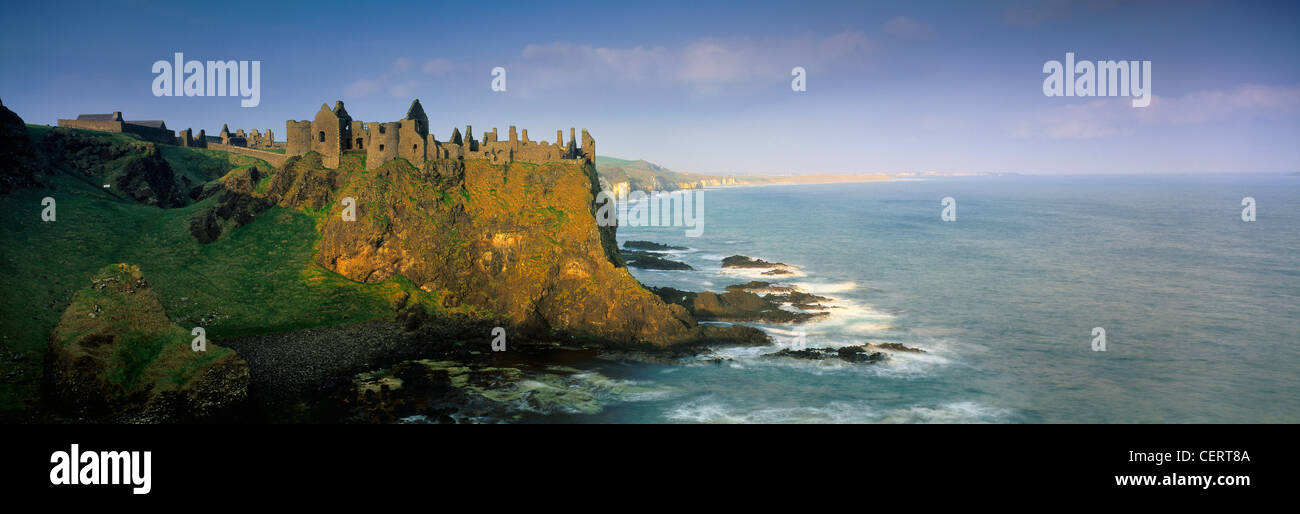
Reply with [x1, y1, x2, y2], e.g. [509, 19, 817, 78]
[530, 174, 1300, 423]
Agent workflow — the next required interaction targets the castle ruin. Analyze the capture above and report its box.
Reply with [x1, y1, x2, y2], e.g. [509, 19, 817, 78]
[178, 123, 276, 150]
[285, 99, 594, 170]
[56, 112, 176, 145]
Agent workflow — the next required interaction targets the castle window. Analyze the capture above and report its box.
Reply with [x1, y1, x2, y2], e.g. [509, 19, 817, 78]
[379, 144, 384, 151]
[318, 131, 325, 142]
[413, 144, 418, 151]
[379, 126, 386, 134]
[356, 138, 364, 149]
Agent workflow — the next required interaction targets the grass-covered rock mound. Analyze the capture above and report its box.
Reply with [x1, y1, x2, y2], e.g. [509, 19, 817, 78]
[41, 264, 248, 422]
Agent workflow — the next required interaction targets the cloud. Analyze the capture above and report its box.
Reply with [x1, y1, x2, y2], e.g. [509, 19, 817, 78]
[345, 78, 382, 97]
[346, 57, 457, 99]
[514, 32, 876, 96]
[884, 16, 936, 39]
[1003, 0, 1137, 27]
[1012, 83, 1300, 139]
[1139, 84, 1300, 125]
[421, 58, 454, 75]
[388, 81, 418, 98]
[1010, 98, 1132, 139]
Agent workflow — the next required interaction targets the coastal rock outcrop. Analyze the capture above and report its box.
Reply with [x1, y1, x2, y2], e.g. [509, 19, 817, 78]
[763, 343, 923, 364]
[721, 255, 788, 269]
[273, 153, 698, 344]
[766, 346, 888, 363]
[722, 254, 797, 275]
[620, 249, 694, 270]
[624, 240, 688, 251]
[650, 283, 829, 324]
[41, 264, 248, 422]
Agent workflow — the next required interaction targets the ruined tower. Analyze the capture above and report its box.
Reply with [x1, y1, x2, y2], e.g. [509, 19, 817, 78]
[309, 101, 351, 168]
[366, 122, 399, 170]
[397, 99, 428, 169]
[581, 129, 595, 163]
[285, 121, 311, 156]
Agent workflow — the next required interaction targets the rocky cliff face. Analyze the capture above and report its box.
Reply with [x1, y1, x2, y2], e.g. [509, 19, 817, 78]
[270, 153, 698, 344]
[0, 100, 44, 193]
[39, 128, 189, 207]
[42, 264, 248, 422]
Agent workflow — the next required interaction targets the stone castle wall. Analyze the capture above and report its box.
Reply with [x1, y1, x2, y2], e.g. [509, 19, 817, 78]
[57, 115, 176, 146]
[286, 121, 311, 156]
[366, 121, 399, 168]
[284, 99, 593, 170]
[206, 142, 288, 168]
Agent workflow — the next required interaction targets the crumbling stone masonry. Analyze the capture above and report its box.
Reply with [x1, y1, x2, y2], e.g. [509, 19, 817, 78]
[285, 99, 594, 170]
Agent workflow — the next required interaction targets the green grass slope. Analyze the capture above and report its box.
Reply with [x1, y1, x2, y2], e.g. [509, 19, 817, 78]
[0, 132, 436, 414]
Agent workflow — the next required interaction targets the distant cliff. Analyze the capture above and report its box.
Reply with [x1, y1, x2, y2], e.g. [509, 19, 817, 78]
[595, 155, 890, 194]
[595, 156, 734, 194]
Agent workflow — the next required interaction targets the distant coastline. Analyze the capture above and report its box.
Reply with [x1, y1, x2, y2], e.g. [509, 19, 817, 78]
[596, 155, 1025, 194]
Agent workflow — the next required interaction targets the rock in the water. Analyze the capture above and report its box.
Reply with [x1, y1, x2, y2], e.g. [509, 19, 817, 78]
[650, 283, 828, 324]
[693, 324, 772, 347]
[765, 345, 887, 364]
[866, 342, 925, 353]
[623, 240, 688, 251]
[621, 249, 693, 270]
[691, 290, 825, 323]
[721, 254, 789, 269]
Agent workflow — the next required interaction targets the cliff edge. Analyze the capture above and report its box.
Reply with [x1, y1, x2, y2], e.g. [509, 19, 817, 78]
[269, 153, 699, 345]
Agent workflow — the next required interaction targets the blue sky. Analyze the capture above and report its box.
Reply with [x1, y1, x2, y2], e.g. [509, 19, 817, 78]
[1, 0, 1297, 174]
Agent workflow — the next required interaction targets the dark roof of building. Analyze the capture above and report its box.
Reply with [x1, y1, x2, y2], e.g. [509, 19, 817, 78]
[126, 120, 167, 129]
[76, 113, 122, 122]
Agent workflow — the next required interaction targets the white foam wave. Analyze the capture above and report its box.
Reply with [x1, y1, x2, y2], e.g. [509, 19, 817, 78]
[717, 267, 808, 279]
[792, 281, 858, 294]
[666, 398, 1010, 424]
